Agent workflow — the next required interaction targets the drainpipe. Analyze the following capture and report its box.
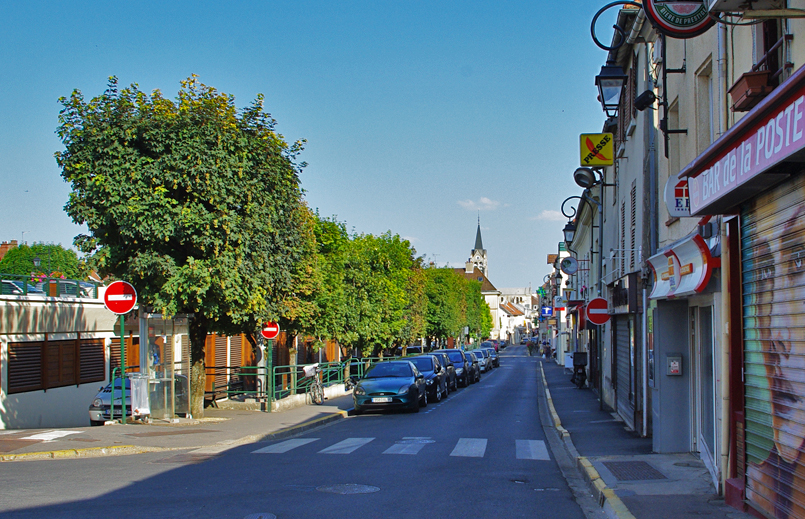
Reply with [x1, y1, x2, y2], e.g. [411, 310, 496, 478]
[718, 21, 730, 490]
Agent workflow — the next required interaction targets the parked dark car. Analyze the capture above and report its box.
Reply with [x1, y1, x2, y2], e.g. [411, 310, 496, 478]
[433, 349, 470, 388]
[481, 340, 498, 353]
[408, 355, 448, 402]
[483, 347, 500, 367]
[427, 351, 457, 392]
[465, 351, 482, 384]
[351, 361, 427, 414]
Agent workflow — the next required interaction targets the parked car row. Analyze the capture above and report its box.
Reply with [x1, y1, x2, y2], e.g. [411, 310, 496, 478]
[350, 346, 502, 415]
[1, 278, 96, 297]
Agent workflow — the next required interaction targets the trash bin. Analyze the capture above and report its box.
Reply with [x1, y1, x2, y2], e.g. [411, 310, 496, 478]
[128, 372, 150, 419]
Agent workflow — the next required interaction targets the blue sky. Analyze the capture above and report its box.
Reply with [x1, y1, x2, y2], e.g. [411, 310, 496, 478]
[1, 1, 616, 290]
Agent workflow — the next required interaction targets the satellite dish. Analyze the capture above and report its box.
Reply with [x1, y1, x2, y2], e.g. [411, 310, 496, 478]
[560, 257, 579, 275]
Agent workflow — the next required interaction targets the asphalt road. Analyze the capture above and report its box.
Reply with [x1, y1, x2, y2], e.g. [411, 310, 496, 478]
[0, 346, 597, 519]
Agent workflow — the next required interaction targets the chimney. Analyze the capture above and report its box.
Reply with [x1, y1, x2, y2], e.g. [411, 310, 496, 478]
[465, 261, 474, 273]
[0, 240, 18, 261]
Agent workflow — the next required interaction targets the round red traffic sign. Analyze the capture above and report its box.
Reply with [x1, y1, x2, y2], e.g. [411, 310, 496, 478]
[586, 297, 610, 325]
[104, 281, 138, 315]
[261, 322, 280, 340]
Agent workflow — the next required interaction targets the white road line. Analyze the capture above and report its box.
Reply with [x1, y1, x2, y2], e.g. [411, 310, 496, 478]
[515, 440, 550, 460]
[20, 430, 81, 442]
[450, 438, 487, 458]
[252, 438, 320, 454]
[318, 437, 374, 454]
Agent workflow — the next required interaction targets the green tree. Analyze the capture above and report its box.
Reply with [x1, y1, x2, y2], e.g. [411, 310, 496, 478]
[463, 277, 492, 339]
[311, 214, 350, 352]
[56, 76, 308, 417]
[424, 267, 465, 344]
[342, 232, 419, 356]
[0, 243, 81, 279]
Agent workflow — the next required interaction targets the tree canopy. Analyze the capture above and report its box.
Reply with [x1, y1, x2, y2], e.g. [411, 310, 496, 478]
[0, 243, 82, 279]
[56, 76, 309, 416]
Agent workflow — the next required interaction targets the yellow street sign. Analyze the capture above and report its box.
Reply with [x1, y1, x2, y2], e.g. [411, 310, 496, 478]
[580, 133, 614, 167]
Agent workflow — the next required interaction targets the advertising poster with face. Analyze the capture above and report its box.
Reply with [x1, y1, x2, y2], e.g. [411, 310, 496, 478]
[742, 173, 805, 519]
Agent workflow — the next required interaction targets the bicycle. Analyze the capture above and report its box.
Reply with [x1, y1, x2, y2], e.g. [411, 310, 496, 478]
[303, 363, 325, 405]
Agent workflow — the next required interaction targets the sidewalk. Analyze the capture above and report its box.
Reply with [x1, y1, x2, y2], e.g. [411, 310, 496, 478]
[538, 358, 753, 519]
[0, 393, 355, 462]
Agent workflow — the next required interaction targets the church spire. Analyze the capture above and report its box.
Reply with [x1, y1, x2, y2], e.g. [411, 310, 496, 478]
[474, 214, 484, 251]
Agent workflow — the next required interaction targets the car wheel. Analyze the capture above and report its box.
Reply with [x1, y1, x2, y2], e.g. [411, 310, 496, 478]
[444, 382, 449, 397]
[435, 386, 442, 402]
[90, 420, 105, 427]
[353, 407, 363, 416]
[452, 377, 459, 391]
[420, 389, 428, 407]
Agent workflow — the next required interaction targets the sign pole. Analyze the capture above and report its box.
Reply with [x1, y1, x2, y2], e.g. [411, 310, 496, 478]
[103, 280, 137, 425]
[120, 314, 126, 425]
[267, 339, 273, 413]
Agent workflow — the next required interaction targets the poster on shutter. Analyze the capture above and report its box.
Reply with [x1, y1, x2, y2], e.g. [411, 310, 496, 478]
[742, 175, 805, 519]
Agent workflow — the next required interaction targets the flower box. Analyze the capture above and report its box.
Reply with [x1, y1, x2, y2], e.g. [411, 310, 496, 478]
[728, 70, 772, 112]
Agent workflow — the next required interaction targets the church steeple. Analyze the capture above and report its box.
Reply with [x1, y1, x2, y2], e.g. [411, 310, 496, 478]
[474, 214, 484, 250]
[470, 214, 488, 276]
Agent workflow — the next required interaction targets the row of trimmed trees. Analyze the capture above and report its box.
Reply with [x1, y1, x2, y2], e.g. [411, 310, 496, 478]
[54, 76, 491, 416]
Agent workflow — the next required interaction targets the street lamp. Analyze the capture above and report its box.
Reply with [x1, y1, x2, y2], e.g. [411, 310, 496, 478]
[33, 256, 41, 269]
[595, 61, 627, 117]
[563, 220, 577, 246]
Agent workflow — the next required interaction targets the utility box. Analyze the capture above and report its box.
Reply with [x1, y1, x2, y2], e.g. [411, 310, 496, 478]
[666, 353, 682, 376]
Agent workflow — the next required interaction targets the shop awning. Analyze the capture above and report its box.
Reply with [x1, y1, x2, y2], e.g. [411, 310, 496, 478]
[647, 234, 718, 300]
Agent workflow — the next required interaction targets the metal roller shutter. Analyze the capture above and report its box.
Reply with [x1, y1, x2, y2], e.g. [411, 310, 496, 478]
[741, 172, 805, 519]
[214, 335, 228, 396]
[615, 315, 635, 430]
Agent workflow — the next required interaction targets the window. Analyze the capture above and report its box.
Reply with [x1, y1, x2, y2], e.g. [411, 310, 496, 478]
[695, 59, 714, 154]
[630, 181, 637, 271]
[7, 338, 105, 394]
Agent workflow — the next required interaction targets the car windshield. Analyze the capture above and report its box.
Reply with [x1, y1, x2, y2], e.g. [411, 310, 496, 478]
[467, 354, 476, 361]
[481, 342, 493, 348]
[446, 351, 464, 362]
[365, 362, 412, 379]
[476, 350, 487, 357]
[409, 358, 433, 371]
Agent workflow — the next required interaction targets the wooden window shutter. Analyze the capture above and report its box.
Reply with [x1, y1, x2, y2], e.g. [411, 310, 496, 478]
[7, 342, 44, 394]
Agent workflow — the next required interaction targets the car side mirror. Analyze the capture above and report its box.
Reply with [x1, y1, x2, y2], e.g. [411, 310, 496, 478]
[416, 374, 424, 380]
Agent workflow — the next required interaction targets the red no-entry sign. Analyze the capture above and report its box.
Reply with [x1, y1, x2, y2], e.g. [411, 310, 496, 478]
[261, 321, 280, 340]
[103, 281, 138, 315]
[586, 297, 610, 325]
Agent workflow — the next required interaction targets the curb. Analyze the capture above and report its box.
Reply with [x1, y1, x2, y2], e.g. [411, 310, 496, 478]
[539, 363, 636, 519]
[0, 409, 350, 463]
[0, 445, 162, 462]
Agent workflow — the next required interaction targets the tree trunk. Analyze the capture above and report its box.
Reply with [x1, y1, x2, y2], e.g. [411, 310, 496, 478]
[189, 316, 209, 419]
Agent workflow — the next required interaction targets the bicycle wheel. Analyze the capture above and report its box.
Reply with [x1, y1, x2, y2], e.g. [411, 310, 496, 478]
[311, 381, 324, 405]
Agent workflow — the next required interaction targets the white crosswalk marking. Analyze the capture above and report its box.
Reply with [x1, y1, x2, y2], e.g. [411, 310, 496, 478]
[450, 438, 487, 458]
[252, 438, 319, 454]
[318, 437, 374, 454]
[515, 440, 550, 460]
[383, 442, 428, 455]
